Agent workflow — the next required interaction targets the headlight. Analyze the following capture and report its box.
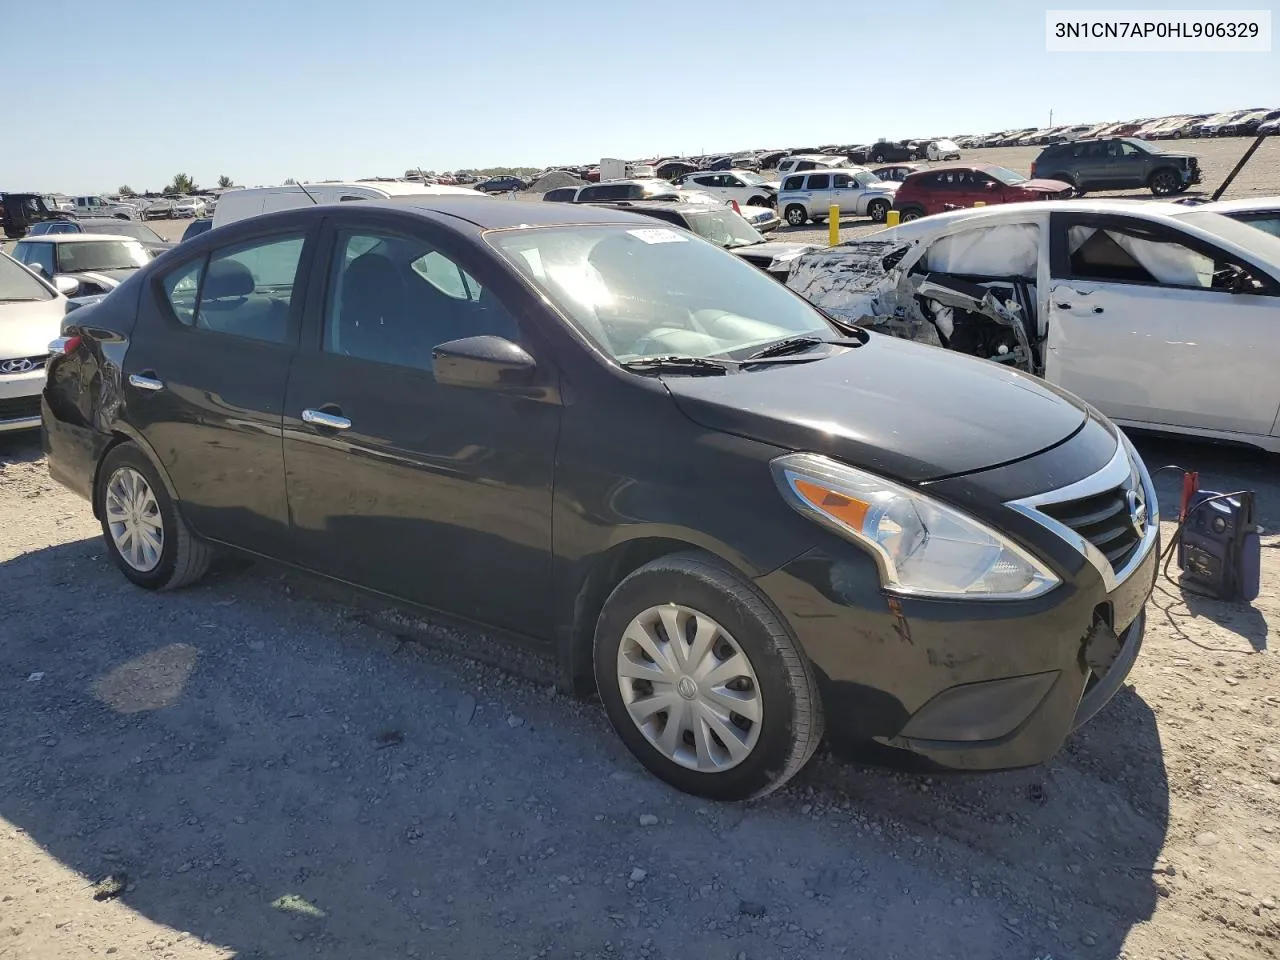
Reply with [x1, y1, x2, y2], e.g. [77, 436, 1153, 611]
[771, 453, 1060, 600]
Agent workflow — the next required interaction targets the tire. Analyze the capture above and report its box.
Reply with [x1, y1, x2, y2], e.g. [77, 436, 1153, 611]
[784, 204, 808, 226]
[873, 153, 885, 163]
[593, 552, 824, 801]
[1149, 169, 1180, 196]
[1052, 173, 1084, 196]
[96, 444, 214, 591]
[113, 213, 130, 220]
[898, 207, 924, 223]
[867, 199, 889, 223]
[747, 196, 769, 209]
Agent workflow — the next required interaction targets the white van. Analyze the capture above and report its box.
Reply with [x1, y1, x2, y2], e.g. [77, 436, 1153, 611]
[212, 180, 483, 229]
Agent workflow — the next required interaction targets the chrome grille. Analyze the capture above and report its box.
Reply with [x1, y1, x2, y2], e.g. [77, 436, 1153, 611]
[1037, 476, 1143, 572]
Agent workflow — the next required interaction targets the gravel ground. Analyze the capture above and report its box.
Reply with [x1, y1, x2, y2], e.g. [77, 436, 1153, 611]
[1, 425, 1278, 960]
[2, 135, 1278, 959]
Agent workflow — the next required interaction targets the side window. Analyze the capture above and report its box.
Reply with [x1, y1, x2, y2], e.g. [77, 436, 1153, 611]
[18, 243, 56, 277]
[1064, 222, 1251, 290]
[161, 258, 204, 326]
[694, 176, 717, 187]
[832, 174, 854, 188]
[807, 174, 831, 190]
[323, 230, 521, 373]
[782, 175, 804, 191]
[193, 234, 305, 342]
[1119, 142, 1141, 156]
[796, 161, 816, 171]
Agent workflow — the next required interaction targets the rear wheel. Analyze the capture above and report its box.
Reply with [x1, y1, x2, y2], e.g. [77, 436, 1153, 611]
[1149, 169, 1179, 196]
[898, 207, 924, 223]
[593, 553, 824, 801]
[873, 153, 885, 163]
[784, 204, 808, 226]
[96, 444, 214, 591]
[867, 199, 889, 223]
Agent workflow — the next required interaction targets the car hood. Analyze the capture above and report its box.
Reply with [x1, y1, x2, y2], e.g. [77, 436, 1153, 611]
[662, 334, 1088, 483]
[733, 239, 816, 259]
[1014, 178, 1073, 192]
[62, 267, 138, 284]
[1150, 151, 1195, 160]
[0, 297, 66, 358]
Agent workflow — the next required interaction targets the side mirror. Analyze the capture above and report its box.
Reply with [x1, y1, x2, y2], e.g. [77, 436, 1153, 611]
[53, 275, 81, 296]
[985, 181, 998, 189]
[27, 262, 47, 276]
[432, 335, 536, 389]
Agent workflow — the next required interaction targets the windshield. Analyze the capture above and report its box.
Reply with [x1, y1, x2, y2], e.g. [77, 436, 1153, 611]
[987, 166, 1029, 185]
[93, 222, 163, 242]
[1124, 138, 1157, 153]
[0, 253, 54, 302]
[487, 225, 834, 362]
[684, 209, 765, 248]
[55, 240, 151, 273]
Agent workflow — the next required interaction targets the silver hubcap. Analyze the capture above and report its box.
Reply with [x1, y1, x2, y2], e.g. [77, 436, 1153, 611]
[105, 467, 164, 572]
[616, 604, 762, 773]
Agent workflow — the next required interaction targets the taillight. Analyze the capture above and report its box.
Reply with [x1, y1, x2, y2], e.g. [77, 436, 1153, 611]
[1029, 161, 1037, 178]
[49, 335, 81, 356]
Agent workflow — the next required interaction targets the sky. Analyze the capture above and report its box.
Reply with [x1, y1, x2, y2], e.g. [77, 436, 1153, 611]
[10, 0, 1276, 193]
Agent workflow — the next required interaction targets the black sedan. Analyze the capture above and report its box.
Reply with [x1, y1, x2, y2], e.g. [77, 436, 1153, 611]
[42, 197, 1158, 800]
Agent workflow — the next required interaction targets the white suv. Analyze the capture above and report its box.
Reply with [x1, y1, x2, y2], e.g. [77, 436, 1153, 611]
[674, 170, 779, 209]
[776, 168, 898, 225]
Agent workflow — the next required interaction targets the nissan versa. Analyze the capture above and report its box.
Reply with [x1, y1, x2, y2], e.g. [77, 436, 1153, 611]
[42, 198, 1159, 801]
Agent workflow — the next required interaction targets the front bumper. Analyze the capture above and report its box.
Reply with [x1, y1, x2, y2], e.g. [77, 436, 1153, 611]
[754, 441, 1159, 772]
[0, 369, 46, 432]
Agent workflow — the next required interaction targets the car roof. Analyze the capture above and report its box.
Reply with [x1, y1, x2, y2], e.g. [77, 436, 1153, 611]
[585, 201, 709, 214]
[16, 233, 137, 243]
[1191, 196, 1280, 214]
[379, 195, 663, 229]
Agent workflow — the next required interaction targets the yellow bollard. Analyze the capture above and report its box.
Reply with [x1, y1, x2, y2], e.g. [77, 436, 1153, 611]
[973, 201, 985, 207]
[828, 204, 840, 246]
[886, 209, 900, 227]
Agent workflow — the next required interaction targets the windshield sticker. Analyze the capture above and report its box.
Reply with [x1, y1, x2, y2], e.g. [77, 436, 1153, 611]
[627, 228, 689, 244]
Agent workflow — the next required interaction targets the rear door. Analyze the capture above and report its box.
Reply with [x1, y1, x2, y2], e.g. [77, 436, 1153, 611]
[280, 209, 561, 636]
[123, 223, 319, 557]
[1045, 212, 1280, 436]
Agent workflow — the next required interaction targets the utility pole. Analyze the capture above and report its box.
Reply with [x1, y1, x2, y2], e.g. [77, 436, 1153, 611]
[1049, 108, 1054, 127]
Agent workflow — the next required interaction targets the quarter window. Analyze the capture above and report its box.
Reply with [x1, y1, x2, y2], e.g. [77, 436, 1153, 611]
[807, 174, 831, 190]
[161, 259, 204, 326]
[782, 175, 804, 191]
[322, 230, 519, 373]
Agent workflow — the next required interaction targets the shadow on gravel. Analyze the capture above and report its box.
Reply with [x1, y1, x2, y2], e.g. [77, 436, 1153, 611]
[0, 431, 43, 466]
[3, 533, 1172, 960]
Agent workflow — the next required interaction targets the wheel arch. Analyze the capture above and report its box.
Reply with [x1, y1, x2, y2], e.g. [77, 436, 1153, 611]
[91, 426, 179, 520]
[561, 533, 750, 697]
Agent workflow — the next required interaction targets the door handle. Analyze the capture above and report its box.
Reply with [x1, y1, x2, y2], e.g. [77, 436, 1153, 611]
[128, 373, 164, 392]
[302, 408, 351, 431]
[1054, 302, 1072, 310]
[1092, 306, 1104, 314]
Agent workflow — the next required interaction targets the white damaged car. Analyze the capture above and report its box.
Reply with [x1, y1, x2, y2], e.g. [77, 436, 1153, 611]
[0, 252, 73, 432]
[787, 199, 1280, 452]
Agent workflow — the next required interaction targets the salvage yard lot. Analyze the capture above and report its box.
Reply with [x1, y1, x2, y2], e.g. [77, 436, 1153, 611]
[2, 133, 1279, 960]
[1, 426, 1278, 960]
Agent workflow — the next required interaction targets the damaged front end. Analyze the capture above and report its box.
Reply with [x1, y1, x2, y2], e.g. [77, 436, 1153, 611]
[787, 240, 1042, 374]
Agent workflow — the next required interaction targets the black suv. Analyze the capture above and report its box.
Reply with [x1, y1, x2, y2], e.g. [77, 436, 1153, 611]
[1031, 138, 1201, 197]
[851, 141, 920, 164]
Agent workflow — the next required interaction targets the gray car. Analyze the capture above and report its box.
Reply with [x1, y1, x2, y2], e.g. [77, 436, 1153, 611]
[1031, 137, 1201, 197]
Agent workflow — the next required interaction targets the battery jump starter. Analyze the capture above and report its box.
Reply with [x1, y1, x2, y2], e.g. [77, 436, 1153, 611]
[1171, 469, 1262, 602]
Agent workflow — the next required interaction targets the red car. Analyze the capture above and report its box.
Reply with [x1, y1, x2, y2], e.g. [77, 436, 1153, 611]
[891, 164, 1072, 221]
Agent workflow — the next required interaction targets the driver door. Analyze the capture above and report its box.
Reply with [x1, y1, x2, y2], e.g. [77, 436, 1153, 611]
[1045, 212, 1280, 437]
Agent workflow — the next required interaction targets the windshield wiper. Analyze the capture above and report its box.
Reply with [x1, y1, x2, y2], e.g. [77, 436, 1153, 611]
[621, 355, 730, 376]
[743, 336, 827, 361]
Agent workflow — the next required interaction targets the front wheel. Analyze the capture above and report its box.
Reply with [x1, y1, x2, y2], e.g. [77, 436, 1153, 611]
[747, 195, 769, 209]
[96, 444, 214, 591]
[593, 553, 824, 801]
[873, 153, 885, 163]
[898, 208, 923, 222]
[1149, 169, 1180, 196]
[867, 199, 889, 223]
[784, 204, 808, 226]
